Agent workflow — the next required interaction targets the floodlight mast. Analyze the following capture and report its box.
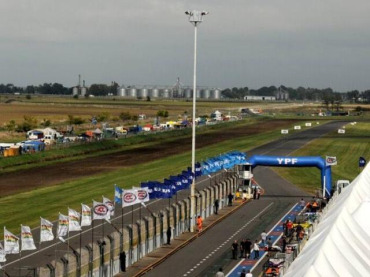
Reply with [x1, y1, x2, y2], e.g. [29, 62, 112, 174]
[185, 10, 208, 233]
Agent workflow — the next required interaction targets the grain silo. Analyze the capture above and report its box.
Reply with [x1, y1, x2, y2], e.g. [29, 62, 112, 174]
[138, 87, 149, 98]
[81, 87, 87, 97]
[211, 88, 221, 99]
[184, 87, 192, 98]
[150, 87, 160, 98]
[202, 89, 211, 99]
[162, 88, 171, 98]
[196, 89, 201, 99]
[72, 87, 78, 96]
[128, 86, 137, 97]
[117, 87, 127, 97]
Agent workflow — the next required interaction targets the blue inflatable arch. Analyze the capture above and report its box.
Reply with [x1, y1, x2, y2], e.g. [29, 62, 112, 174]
[246, 155, 332, 198]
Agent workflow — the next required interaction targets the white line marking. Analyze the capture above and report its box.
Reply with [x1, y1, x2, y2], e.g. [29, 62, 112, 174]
[184, 203, 274, 274]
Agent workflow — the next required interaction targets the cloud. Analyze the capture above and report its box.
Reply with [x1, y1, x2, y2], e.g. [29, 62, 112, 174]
[0, 0, 370, 90]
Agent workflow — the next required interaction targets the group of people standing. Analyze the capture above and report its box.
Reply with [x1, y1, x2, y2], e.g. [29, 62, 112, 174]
[231, 238, 261, 260]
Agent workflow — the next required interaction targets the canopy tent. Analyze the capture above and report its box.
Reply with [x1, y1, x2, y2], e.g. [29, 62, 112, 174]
[284, 163, 370, 277]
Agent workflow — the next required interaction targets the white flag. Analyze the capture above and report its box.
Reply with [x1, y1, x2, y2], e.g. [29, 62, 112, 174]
[133, 187, 150, 203]
[4, 227, 19, 254]
[0, 243, 6, 263]
[103, 196, 115, 216]
[57, 213, 69, 237]
[40, 217, 54, 242]
[93, 201, 110, 220]
[21, 225, 36, 251]
[122, 189, 140, 207]
[81, 204, 92, 227]
[68, 208, 81, 232]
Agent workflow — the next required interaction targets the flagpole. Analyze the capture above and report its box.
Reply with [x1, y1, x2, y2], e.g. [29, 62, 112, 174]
[39, 217, 42, 249]
[102, 219, 105, 241]
[91, 219, 94, 269]
[19, 225, 22, 277]
[79, 229, 82, 263]
[121, 207, 124, 233]
[2, 227, 5, 277]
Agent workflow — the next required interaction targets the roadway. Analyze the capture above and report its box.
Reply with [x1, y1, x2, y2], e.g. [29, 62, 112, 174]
[2, 121, 345, 275]
[143, 121, 345, 276]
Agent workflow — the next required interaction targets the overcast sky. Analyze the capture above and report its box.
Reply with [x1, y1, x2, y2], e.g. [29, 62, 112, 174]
[1, 0, 369, 91]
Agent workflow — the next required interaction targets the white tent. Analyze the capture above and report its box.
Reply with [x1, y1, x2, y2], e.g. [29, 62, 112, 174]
[284, 163, 370, 277]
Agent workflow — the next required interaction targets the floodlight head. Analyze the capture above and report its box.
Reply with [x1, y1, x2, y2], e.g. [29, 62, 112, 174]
[185, 10, 208, 25]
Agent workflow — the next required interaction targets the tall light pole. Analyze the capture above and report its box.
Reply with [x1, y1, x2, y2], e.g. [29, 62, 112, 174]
[185, 10, 208, 232]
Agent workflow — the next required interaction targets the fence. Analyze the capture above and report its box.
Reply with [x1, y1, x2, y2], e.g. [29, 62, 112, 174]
[35, 175, 238, 276]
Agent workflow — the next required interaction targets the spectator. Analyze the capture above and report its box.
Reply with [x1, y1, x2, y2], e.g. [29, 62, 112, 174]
[253, 240, 259, 259]
[246, 270, 253, 277]
[166, 226, 172, 245]
[244, 238, 252, 259]
[214, 199, 219, 214]
[228, 192, 234, 206]
[261, 230, 267, 245]
[239, 239, 246, 258]
[240, 269, 246, 277]
[295, 223, 303, 241]
[196, 215, 203, 233]
[281, 236, 287, 253]
[232, 240, 238, 260]
[286, 220, 293, 237]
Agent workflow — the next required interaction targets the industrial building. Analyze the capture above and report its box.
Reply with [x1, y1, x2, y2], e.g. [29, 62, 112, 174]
[117, 86, 222, 100]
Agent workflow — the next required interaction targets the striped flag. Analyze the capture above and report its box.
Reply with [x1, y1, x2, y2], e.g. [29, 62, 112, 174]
[21, 225, 36, 251]
[81, 204, 92, 227]
[4, 227, 19, 254]
[68, 208, 81, 232]
[57, 213, 69, 237]
[40, 217, 54, 242]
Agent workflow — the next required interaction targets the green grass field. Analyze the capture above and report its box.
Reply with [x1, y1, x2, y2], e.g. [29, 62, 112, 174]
[273, 122, 370, 194]
[0, 121, 288, 233]
[1, 119, 368, 235]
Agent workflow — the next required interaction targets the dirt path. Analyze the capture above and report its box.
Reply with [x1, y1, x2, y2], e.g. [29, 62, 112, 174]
[0, 120, 297, 196]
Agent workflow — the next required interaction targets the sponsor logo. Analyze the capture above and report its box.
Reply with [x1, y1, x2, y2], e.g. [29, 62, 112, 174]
[277, 158, 298, 165]
[123, 192, 137, 203]
[137, 190, 148, 200]
[94, 204, 108, 215]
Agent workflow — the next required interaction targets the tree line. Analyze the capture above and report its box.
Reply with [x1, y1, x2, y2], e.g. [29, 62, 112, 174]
[1, 82, 369, 103]
[221, 86, 370, 103]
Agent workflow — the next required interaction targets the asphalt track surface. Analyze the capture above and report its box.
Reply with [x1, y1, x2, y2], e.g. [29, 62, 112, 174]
[143, 121, 345, 277]
[2, 121, 345, 275]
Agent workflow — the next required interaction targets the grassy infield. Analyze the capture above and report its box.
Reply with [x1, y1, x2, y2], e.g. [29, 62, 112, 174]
[0, 119, 369, 234]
